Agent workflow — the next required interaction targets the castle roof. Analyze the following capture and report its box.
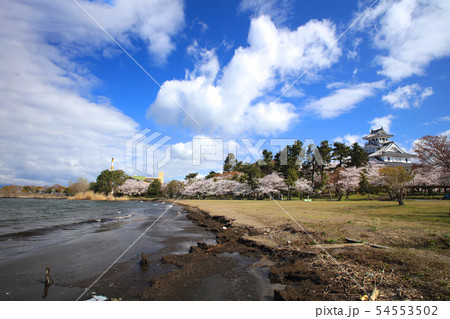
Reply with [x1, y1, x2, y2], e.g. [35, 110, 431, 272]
[362, 127, 393, 140]
[368, 141, 416, 158]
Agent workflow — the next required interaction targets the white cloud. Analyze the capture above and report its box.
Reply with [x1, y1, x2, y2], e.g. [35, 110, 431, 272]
[238, 0, 293, 25]
[0, 0, 185, 63]
[440, 130, 450, 138]
[369, 114, 395, 133]
[0, 0, 185, 185]
[382, 83, 433, 109]
[304, 81, 385, 119]
[439, 116, 450, 122]
[147, 15, 341, 135]
[360, 0, 450, 81]
[333, 134, 363, 146]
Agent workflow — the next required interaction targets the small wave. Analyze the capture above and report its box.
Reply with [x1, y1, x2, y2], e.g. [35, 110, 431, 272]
[0, 217, 114, 241]
[114, 214, 132, 220]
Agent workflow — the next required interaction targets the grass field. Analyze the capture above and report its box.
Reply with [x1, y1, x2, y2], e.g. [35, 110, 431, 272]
[178, 199, 450, 250]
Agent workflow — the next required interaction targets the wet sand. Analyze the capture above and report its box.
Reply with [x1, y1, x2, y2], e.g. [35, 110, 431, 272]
[0, 202, 283, 301]
[74, 207, 285, 301]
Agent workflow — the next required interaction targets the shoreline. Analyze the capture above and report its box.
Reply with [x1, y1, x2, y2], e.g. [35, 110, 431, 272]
[139, 204, 284, 300]
[136, 203, 361, 301]
[159, 203, 361, 301]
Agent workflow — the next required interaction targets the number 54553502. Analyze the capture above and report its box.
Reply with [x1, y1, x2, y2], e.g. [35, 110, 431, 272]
[375, 305, 437, 316]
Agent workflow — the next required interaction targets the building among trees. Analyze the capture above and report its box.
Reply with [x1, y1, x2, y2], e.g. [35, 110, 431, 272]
[363, 127, 416, 168]
[131, 172, 164, 184]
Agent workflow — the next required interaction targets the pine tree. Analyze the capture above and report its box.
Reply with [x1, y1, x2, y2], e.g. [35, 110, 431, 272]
[350, 143, 368, 167]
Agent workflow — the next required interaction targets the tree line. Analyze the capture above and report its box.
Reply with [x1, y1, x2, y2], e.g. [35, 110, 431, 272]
[1, 135, 448, 206]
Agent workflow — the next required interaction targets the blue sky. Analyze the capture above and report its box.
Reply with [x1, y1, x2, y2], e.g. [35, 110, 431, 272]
[0, 0, 449, 185]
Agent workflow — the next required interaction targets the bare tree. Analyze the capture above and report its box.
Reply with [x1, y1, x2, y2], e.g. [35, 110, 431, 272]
[414, 135, 450, 170]
[379, 167, 415, 205]
[68, 177, 89, 194]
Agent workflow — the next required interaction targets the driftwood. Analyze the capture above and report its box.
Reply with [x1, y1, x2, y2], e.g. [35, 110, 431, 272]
[367, 243, 392, 249]
[345, 237, 364, 243]
[306, 243, 365, 249]
[345, 237, 392, 249]
[305, 239, 392, 250]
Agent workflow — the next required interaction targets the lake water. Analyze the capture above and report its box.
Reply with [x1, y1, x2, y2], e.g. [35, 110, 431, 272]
[0, 198, 281, 301]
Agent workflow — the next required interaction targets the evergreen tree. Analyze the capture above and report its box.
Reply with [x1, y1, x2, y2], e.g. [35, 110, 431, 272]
[318, 140, 332, 164]
[93, 169, 128, 194]
[350, 143, 368, 167]
[243, 164, 261, 190]
[259, 149, 274, 176]
[274, 140, 303, 199]
[285, 167, 299, 200]
[185, 173, 198, 180]
[148, 179, 162, 197]
[332, 142, 351, 167]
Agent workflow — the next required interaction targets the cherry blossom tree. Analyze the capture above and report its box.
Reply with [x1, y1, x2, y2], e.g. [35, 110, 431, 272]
[412, 166, 449, 195]
[232, 181, 252, 198]
[294, 178, 313, 198]
[256, 172, 287, 199]
[181, 178, 252, 199]
[331, 166, 362, 200]
[117, 179, 149, 196]
[365, 163, 385, 188]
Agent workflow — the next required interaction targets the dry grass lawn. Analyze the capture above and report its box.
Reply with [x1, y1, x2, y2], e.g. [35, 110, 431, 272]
[178, 199, 450, 250]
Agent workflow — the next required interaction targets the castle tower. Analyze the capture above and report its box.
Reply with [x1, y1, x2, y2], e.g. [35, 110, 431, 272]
[363, 127, 416, 167]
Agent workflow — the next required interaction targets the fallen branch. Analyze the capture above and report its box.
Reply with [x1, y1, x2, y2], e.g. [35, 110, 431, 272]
[345, 237, 392, 249]
[345, 237, 364, 243]
[306, 243, 366, 249]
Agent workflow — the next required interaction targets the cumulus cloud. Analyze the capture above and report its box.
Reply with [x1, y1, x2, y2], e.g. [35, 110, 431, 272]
[440, 130, 450, 138]
[369, 114, 395, 133]
[147, 15, 341, 135]
[1, 0, 185, 63]
[334, 134, 363, 146]
[382, 83, 433, 109]
[304, 81, 385, 119]
[359, 0, 450, 81]
[0, 0, 185, 185]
